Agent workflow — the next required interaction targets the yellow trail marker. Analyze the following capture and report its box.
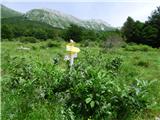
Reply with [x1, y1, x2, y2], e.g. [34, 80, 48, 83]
[64, 39, 80, 66]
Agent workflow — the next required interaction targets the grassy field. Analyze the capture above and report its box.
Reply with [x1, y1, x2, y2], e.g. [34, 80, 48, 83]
[1, 41, 160, 120]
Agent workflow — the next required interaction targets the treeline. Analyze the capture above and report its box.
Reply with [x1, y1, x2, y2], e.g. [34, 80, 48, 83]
[63, 24, 120, 42]
[122, 6, 160, 48]
[1, 16, 119, 43]
[1, 16, 63, 40]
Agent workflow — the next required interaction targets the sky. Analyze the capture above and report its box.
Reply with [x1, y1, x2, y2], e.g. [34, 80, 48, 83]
[1, 0, 160, 27]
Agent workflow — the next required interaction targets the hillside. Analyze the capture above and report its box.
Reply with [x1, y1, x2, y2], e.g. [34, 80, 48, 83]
[1, 4, 22, 18]
[25, 9, 114, 31]
[1, 5, 115, 31]
[1, 16, 63, 40]
[1, 16, 55, 29]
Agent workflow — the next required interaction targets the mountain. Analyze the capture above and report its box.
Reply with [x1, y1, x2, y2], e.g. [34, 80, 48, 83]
[1, 4, 22, 18]
[1, 5, 114, 31]
[25, 9, 114, 31]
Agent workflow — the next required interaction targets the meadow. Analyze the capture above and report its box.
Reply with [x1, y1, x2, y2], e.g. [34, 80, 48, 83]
[1, 40, 160, 120]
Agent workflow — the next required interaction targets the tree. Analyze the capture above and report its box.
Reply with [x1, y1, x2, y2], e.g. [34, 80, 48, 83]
[32, 29, 48, 40]
[1, 25, 14, 39]
[122, 7, 160, 48]
[64, 24, 83, 42]
[132, 21, 144, 43]
[82, 29, 97, 41]
[142, 25, 159, 46]
[121, 17, 135, 42]
[148, 6, 160, 29]
[147, 6, 160, 47]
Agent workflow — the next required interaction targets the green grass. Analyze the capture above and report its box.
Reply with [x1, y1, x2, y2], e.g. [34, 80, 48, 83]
[1, 41, 160, 120]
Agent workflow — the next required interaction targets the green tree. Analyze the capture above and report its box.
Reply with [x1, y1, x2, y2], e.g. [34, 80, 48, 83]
[121, 17, 135, 42]
[148, 6, 160, 29]
[64, 24, 83, 42]
[82, 29, 97, 41]
[142, 25, 158, 46]
[132, 21, 144, 43]
[13, 26, 25, 37]
[33, 29, 48, 40]
[147, 6, 160, 47]
[122, 8, 160, 48]
[1, 25, 14, 39]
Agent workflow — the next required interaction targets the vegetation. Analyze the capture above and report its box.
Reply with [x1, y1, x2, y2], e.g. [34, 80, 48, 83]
[1, 16, 63, 40]
[122, 6, 160, 48]
[1, 4, 22, 18]
[1, 4, 160, 120]
[1, 16, 120, 44]
[1, 40, 160, 120]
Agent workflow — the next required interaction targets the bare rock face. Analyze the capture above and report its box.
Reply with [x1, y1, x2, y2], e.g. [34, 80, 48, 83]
[25, 9, 114, 31]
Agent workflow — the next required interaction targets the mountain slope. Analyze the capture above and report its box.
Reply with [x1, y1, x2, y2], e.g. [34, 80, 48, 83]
[1, 4, 22, 18]
[25, 9, 114, 31]
[1, 16, 55, 29]
[1, 16, 63, 40]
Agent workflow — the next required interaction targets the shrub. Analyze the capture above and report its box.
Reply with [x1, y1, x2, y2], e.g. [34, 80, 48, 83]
[135, 60, 150, 67]
[18, 36, 39, 43]
[46, 41, 60, 48]
[2, 50, 156, 120]
[101, 34, 124, 49]
[40, 40, 61, 49]
[124, 44, 153, 52]
[31, 46, 37, 50]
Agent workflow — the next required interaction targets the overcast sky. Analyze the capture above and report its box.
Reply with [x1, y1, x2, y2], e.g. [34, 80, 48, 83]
[2, 0, 160, 27]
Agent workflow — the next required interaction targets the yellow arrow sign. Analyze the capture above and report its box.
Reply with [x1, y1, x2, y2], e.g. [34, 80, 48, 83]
[64, 39, 80, 66]
[66, 45, 80, 53]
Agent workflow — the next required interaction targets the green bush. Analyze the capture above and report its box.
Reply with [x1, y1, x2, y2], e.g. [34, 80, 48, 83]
[124, 44, 153, 52]
[1, 51, 156, 120]
[18, 36, 39, 43]
[40, 40, 61, 49]
[46, 41, 60, 48]
[135, 60, 150, 67]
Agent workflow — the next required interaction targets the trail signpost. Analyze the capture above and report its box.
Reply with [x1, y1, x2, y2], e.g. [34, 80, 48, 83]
[64, 39, 80, 67]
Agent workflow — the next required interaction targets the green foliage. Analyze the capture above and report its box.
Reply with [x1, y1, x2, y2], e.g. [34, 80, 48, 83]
[18, 36, 39, 43]
[100, 33, 124, 50]
[1, 16, 63, 40]
[1, 16, 117, 43]
[124, 44, 153, 52]
[64, 24, 84, 42]
[1, 24, 14, 39]
[122, 7, 160, 47]
[148, 6, 160, 29]
[2, 51, 152, 120]
[1, 4, 22, 18]
[1, 42, 159, 120]
[122, 17, 135, 42]
[46, 40, 61, 48]
[135, 60, 150, 68]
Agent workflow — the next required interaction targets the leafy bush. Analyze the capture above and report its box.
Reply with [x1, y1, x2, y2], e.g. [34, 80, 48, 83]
[46, 40, 60, 48]
[18, 36, 39, 43]
[124, 44, 153, 52]
[1, 50, 156, 120]
[135, 60, 150, 67]
[40, 40, 61, 49]
[101, 34, 124, 49]
[80, 40, 97, 47]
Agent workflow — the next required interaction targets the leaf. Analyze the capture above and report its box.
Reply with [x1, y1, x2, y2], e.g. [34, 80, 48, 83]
[90, 101, 95, 108]
[85, 98, 92, 104]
